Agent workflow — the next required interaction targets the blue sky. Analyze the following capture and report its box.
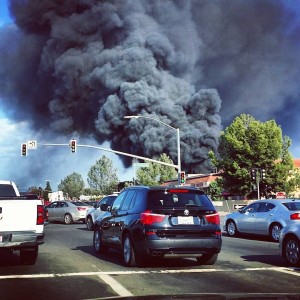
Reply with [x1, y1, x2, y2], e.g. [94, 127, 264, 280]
[0, 0, 10, 26]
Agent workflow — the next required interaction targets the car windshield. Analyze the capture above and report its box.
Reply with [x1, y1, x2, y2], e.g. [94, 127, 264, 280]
[148, 189, 214, 209]
[282, 201, 300, 211]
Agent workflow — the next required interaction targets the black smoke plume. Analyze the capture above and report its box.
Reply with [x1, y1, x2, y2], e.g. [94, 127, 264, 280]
[1, 0, 300, 177]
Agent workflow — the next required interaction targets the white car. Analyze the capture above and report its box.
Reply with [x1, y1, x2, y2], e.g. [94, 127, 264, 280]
[279, 222, 300, 267]
[85, 194, 118, 230]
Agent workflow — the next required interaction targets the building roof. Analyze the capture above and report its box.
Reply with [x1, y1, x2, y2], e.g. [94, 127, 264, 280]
[161, 173, 221, 187]
[294, 159, 300, 168]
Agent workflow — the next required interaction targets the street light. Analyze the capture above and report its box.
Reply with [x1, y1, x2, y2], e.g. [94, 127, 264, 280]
[124, 115, 181, 184]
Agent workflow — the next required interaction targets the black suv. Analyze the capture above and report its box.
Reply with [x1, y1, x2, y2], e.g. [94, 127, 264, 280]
[93, 185, 222, 267]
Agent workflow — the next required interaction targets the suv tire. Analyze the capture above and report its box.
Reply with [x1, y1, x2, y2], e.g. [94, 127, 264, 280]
[196, 253, 218, 265]
[93, 228, 107, 254]
[123, 233, 137, 267]
[86, 216, 94, 231]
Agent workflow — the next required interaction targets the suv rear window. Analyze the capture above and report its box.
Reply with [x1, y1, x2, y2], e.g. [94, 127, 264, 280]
[147, 189, 214, 209]
[282, 202, 300, 211]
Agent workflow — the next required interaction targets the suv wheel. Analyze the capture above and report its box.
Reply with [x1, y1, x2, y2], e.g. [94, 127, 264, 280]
[226, 220, 238, 237]
[196, 253, 218, 265]
[123, 234, 137, 267]
[93, 228, 107, 254]
[284, 237, 300, 267]
[86, 216, 94, 231]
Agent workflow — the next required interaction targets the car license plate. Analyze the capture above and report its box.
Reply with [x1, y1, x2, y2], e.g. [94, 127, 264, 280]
[0, 235, 2, 242]
[178, 216, 193, 225]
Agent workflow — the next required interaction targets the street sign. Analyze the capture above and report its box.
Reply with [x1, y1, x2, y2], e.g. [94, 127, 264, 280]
[133, 163, 149, 167]
[27, 140, 37, 150]
[276, 192, 286, 199]
[233, 204, 247, 210]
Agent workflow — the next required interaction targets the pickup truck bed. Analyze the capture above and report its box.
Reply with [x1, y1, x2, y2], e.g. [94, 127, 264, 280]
[0, 183, 45, 265]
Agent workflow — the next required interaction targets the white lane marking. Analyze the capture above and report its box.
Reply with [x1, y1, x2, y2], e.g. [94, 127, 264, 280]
[0, 266, 299, 280]
[98, 274, 133, 297]
[272, 267, 300, 277]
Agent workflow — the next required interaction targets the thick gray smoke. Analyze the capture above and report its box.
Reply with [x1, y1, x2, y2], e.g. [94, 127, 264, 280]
[1, 0, 300, 178]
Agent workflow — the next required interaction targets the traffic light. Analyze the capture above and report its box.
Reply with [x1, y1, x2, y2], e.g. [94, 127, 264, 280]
[70, 139, 77, 153]
[179, 171, 186, 184]
[21, 143, 27, 156]
[250, 168, 256, 181]
[261, 169, 266, 180]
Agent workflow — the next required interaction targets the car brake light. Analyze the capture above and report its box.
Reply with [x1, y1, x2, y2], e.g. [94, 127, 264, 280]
[168, 189, 189, 193]
[205, 213, 220, 225]
[140, 210, 166, 225]
[290, 213, 300, 220]
[77, 207, 86, 211]
[37, 205, 45, 225]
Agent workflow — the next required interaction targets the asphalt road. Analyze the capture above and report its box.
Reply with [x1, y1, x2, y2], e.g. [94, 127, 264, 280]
[0, 219, 300, 300]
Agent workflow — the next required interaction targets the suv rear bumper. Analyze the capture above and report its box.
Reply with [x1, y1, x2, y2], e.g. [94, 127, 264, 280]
[135, 238, 222, 258]
[0, 231, 45, 249]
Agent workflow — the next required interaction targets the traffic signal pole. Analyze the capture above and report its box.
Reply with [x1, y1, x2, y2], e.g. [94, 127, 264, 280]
[256, 170, 260, 200]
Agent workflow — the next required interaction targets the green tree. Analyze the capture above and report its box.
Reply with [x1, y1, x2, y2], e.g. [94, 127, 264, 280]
[136, 153, 177, 185]
[58, 172, 85, 199]
[28, 186, 43, 197]
[209, 114, 297, 198]
[87, 155, 119, 195]
[270, 136, 299, 197]
[43, 180, 52, 201]
[207, 178, 224, 201]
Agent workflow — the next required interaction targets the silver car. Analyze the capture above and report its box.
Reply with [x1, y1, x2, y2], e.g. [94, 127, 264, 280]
[279, 222, 300, 267]
[223, 199, 300, 242]
[46, 201, 90, 224]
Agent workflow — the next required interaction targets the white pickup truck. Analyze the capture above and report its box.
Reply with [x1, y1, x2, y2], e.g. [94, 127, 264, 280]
[0, 180, 45, 265]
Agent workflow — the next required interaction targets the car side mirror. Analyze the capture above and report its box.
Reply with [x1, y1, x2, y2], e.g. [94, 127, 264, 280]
[93, 204, 97, 208]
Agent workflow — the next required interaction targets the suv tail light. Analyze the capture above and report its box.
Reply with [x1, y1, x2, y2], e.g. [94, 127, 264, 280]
[290, 213, 300, 220]
[140, 210, 166, 225]
[37, 205, 45, 225]
[205, 213, 220, 225]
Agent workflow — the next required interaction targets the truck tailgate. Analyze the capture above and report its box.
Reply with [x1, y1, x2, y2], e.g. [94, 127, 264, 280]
[0, 199, 43, 233]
